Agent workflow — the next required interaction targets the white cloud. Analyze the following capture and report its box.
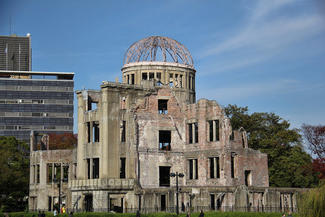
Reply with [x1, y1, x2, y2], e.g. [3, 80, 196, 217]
[199, 0, 325, 72]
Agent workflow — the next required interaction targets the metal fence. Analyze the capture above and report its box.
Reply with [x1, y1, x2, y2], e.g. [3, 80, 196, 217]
[30, 206, 297, 214]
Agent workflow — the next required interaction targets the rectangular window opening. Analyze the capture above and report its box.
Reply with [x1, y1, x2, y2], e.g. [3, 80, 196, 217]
[156, 72, 161, 80]
[195, 123, 199, 143]
[87, 159, 90, 179]
[63, 165, 69, 182]
[208, 120, 219, 142]
[47, 163, 52, 183]
[37, 164, 40, 183]
[120, 157, 126, 179]
[158, 99, 168, 114]
[230, 131, 234, 141]
[159, 166, 170, 187]
[121, 121, 126, 142]
[48, 196, 52, 211]
[93, 123, 99, 142]
[159, 130, 171, 151]
[93, 158, 99, 179]
[188, 123, 193, 144]
[215, 120, 219, 141]
[54, 163, 61, 181]
[189, 159, 198, 180]
[209, 120, 213, 142]
[87, 122, 91, 143]
[149, 72, 154, 80]
[142, 73, 148, 80]
[131, 74, 135, 84]
[245, 170, 252, 186]
[161, 195, 166, 211]
[231, 153, 235, 178]
[209, 157, 220, 179]
[210, 194, 215, 210]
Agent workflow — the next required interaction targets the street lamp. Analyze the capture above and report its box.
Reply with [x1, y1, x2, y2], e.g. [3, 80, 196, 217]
[53, 177, 68, 212]
[170, 172, 184, 215]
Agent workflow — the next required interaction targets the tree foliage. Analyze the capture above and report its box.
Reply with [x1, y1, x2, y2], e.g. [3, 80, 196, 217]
[224, 104, 318, 187]
[302, 124, 325, 179]
[301, 124, 325, 159]
[0, 136, 29, 212]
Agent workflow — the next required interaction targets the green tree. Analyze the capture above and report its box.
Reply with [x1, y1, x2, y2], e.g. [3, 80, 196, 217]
[224, 104, 318, 187]
[0, 136, 29, 212]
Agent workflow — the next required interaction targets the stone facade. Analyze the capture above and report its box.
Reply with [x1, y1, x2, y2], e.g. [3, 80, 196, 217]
[29, 36, 306, 213]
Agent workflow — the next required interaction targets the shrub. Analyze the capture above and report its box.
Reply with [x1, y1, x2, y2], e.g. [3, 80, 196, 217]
[298, 180, 325, 217]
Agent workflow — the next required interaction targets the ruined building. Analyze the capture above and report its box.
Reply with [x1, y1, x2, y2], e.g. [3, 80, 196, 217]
[29, 36, 303, 212]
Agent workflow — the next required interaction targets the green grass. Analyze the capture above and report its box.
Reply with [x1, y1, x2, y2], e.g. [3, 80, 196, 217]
[1, 211, 299, 217]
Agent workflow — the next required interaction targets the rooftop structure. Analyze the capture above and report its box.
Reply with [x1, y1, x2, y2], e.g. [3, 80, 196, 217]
[123, 36, 194, 67]
[0, 34, 31, 71]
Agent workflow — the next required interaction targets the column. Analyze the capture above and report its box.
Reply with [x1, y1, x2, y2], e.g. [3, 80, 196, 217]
[193, 160, 197, 179]
[192, 124, 196, 144]
[213, 120, 216, 141]
[214, 158, 217, 178]
[90, 159, 93, 179]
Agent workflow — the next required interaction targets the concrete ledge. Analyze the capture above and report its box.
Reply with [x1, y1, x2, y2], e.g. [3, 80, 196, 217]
[69, 178, 135, 191]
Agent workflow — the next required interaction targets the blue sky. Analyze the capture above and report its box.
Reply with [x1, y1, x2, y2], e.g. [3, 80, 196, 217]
[1, 0, 325, 133]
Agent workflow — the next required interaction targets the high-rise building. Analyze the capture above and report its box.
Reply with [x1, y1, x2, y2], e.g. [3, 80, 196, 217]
[0, 34, 31, 71]
[0, 70, 74, 143]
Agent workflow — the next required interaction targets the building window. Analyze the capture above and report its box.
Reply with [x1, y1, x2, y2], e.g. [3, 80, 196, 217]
[156, 72, 161, 80]
[121, 121, 126, 142]
[48, 196, 52, 211]
[161, 195, 166, 211]
[131, 74, 135, 84]
[209, 157, 220, 178]
[93, 123, 99, 142]
[208, 120, 219, 142]
[87, 159, 90, 179]
[54, 163, 61, 180]
[210, 194, 215, 210]
[87, 98, 98, 111]
[158, 99, 168, 114]
[93, 158, 99, 179]
[230, 131, 234, 141]
[159, 166, 170, 186]
[63, 165, 69, 182]
[32, 165, 35, 183]
[87, 122, 91, 143]
[188, 122, 198, 144]
[36, 164, 40, 183]
[120, 158, 126, 179]
[47, 163, 53, 183]
[159, 130, 171, 150]
[189, 159, 198, 180]
[231, 153, 235, 178]
[142, 73, 148, 80]
[245, 170, 252, 186]
[149, 72, 154, 80]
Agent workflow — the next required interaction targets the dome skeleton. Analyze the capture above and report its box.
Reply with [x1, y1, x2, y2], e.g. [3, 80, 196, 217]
[123, 36, 194, 66]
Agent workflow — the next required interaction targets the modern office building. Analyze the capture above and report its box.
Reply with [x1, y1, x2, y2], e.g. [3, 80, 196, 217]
[0, 34, 31, 71]
[0, 70, 74, 143]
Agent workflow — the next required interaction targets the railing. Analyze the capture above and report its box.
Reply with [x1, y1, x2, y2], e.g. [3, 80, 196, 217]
[30, 206, 298, 214]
